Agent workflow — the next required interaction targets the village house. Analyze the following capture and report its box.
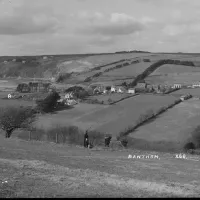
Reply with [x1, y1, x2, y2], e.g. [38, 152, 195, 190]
[65, 92, 73, 100]
[172, 84, 182, 89]
[12, 59, 16, 62]
[128, 88, 135, 94]
[43, 56, 48, 60]
[28, 82, 51, 93]
[22, 60, 26, 64]
[3, 61, 8, 64]
[135, 82, 147, 90]
[111, 86, 116, 93]
[116, 86, 126, 93]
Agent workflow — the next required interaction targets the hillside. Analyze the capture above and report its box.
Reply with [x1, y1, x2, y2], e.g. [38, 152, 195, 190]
[0, 135, 200, 198]
[0, 53, 152, 79]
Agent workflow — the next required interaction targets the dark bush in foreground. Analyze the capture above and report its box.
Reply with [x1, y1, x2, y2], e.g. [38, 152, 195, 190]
[183, 142, 196, 151]
[36, 91, 60, 113]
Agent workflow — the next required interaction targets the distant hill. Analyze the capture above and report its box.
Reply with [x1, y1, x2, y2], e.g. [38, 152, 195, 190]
[0, 52, 151, 79]
[115, 50, 150, 54]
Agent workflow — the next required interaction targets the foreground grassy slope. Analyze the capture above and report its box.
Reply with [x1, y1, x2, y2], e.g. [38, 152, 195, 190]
[0, 135, 200, 197]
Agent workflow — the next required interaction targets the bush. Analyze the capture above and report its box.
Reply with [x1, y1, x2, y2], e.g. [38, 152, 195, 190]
[183, 142, 196, 151]
[143, 59, 151, 62]
[36, 91, 60, 113]
[119, 137, 128, 147]
[84, 77, 92, 82]
[190, 125, 200, 148]
[88, 130, 105, 146]
[56, 73, 72, 83]
[0, 106, 36, 138]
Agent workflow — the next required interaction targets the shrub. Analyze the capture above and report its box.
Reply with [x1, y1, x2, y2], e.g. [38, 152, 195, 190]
[143, 59, 151, 62]
[84, 77, 92, 82]
[56, 73, 72, 83]
[190, 125, 200, 148]
[36, 91, 60, 113]
[88, 130, 105, 146]
[0, 106, 36, 138]
[183, 142, 196, 151]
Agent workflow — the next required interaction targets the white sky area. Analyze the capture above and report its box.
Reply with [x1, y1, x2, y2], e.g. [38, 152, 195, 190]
[0, 0, 200, 55]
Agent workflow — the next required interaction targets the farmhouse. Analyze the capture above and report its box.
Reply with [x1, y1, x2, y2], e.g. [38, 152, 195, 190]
[111, 86, 116, 93]
[16, 82, 51, 93]
[128, 88, 135, 94]
[22, 60, 26, 64]
[3, 61, 8, 64]
[135, 82, 147, 89]
[65, 92, 73, 100]
[28, 82, 51, 93]
[116, 86, 126, 93]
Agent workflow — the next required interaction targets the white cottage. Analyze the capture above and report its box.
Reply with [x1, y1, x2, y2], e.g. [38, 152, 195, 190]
[111, 86, 116, 93]
[65, 92, 73, 100]
[128, 88, 135, 94]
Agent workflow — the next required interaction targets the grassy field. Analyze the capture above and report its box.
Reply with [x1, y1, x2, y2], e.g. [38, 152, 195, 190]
[151, 64, 200, 76]
[35, 95, 177, 135]
[170, 88, 200, 97]
[70, 95, 177, 135]
[85, 93, 134, 104]
[35, 103, 108, 130]
[100, 62, 151, 78]
[0, 135, 200, 197]
[128, 99, 200, 151]
[0, 92, 35, 108]
[146, 73, 200, 85]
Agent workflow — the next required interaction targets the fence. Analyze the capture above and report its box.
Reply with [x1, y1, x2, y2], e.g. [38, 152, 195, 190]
[18, 127, 105, 147]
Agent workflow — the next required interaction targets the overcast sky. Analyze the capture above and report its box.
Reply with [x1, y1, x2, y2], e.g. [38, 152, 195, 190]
[0, 0, 200, 55]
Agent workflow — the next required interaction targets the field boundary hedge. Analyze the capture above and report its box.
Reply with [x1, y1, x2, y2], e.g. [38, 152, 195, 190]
[129, 59, 195, 87]
[84, 59, 142, 82]
[109, 94, 139, 105]
[118, 98, 182, 138]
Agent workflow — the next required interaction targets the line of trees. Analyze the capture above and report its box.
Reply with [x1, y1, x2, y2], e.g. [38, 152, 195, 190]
[129, 59, 195, 87]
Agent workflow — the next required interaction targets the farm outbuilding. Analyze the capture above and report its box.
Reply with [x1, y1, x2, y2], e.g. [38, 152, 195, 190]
[172, 84, 182, 89]
[128, 88, 135, 94]
[192, 82, 200, 88]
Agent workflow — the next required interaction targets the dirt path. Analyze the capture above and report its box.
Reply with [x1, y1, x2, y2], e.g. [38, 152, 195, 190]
[0, 135, 200, 197]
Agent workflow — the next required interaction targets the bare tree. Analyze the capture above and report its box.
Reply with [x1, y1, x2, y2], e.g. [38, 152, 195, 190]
[0, 106, 36, 138]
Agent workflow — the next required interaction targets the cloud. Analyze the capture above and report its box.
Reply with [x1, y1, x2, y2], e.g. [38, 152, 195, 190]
[89, 36, 116, 46]
[78, 13, 145, 36]
[0, 1, 60, 35]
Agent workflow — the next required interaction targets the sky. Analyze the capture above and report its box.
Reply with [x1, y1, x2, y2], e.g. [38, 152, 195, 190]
[0, 0, 200, 55]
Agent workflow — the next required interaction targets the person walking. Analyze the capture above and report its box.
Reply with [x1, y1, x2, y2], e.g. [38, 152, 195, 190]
[84, 130, 89, 148]
[105, 135, 112, 147]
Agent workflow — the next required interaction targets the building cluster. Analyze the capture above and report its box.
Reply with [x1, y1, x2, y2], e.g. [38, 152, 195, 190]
[91, 85, 136, 95]
[57, 92, 77, 106]
[16, 82, 52, 93]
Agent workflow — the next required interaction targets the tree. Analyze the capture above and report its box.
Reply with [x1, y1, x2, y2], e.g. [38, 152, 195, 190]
[36, 91, 60, 113]
[0, 106, 36, 138]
